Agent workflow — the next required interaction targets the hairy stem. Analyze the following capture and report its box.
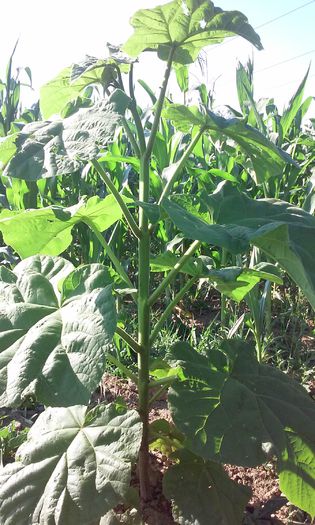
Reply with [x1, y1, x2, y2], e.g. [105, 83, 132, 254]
[91, 159, 141, 239]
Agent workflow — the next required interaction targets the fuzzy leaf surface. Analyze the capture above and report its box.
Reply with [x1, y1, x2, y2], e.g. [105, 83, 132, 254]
[0, 256, 116, 407]
[0, 404, 142, 525]
[278, 431, 315, 518]
[1, 91, 129, 180]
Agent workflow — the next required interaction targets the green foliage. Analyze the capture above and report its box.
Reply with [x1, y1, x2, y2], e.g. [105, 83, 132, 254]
[0, 91, 129, 180]
[123, 0, 262, 63]
[0, 195, 126, 258]
[164, 183, 315, 309]
[163, 449, 251, 524]
[0, 255, 117, 407]
[168, 340, 315, 471]
[0, 404, 142, 524]
[0, 1, 314, 523]
[163, 103, 295, 182]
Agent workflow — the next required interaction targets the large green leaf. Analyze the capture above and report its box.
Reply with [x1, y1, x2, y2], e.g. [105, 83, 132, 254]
[278, 431, 315, 519]
[207, 183, 315, 309]
[151, 251, 282, 301]
[0, 256, 116, 407]
[123, 0, 262, 64]
[163, 104, 295, 181]
[0, 194, 125, 258]
[163, 449, 251, 524]
[0, 404, 142, 525]
[168, 339, 315, 469]
[40, 66, 100, 119]
[163, 183, 315, 309]
[40, 48, 135, 119]
[1, 90, 129, 181]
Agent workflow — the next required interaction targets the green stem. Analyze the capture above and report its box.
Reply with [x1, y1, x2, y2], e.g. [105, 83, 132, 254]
[122, 117, 141, 158]
[149, 375, 177, 389]
[158, 127, 204, 204]
[129, 64, 146, 155]
[115, 326, 141, 354]
[150, 276, 197, 344]
[83, 218, 137, 302]
[148, 240, 201, 307]
[143, 48, 175, 165]
[149, 383, 171, 406]
[105, 353, 138, 383]
[220, 249, 227, 327]
[91, 159, 141, 239]
[137, 48, 174, 505]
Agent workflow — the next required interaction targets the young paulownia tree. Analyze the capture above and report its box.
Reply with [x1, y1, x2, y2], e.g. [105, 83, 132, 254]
[0, 1, 314, 523]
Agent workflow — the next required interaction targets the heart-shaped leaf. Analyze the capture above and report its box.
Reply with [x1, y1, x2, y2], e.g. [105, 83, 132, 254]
[0, 256, 116, 407]
[163, 449, 251, 525]
[0, 404, 142, 525]
[123, 0, 262, 64]
[0, 194, 125, 258]
[168, 339, 315, 468]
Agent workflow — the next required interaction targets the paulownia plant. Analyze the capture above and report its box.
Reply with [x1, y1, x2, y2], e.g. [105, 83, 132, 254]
[0, 1, 314, 523]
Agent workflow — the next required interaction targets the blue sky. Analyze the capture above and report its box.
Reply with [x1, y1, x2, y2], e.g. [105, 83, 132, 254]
[0, 0, 314, 115]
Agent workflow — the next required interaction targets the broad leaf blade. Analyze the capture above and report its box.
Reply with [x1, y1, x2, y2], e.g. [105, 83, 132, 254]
[151, 252, 282, 301]
[163, 449, 251, 525]
[0, 256, 117, 406]
[40, 62, 115, 119]
[164, 183, 315, 309]
[4, 92, 128, 181]
[207, 183, 315, 309]
[0, 195, 124, 258]
[123, 0, 262, 64]
[0, 404, 142, 525]
[168, 339, 315, 468]
[278, 431, 315, 519]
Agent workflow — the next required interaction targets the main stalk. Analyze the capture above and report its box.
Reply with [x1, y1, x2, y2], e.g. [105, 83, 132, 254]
[136, 50, 174, 506]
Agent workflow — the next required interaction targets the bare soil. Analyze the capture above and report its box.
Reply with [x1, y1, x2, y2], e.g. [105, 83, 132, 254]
[100, 374, 314, 525]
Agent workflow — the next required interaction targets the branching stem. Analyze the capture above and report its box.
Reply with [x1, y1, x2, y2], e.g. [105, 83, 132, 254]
[115, 326, 142, 354]
[148, 240, 201, 307]
[91, 159, 141, 239]
[83, 218, 137, 302]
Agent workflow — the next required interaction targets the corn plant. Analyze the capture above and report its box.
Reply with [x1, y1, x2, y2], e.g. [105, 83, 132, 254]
[0, 1, 314, 524]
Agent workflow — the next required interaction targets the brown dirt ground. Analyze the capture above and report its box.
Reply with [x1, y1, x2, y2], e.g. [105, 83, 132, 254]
[100, 374, 315, 525]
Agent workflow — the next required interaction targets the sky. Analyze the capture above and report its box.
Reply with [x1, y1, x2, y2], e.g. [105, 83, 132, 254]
[0, 0, 314, 116]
